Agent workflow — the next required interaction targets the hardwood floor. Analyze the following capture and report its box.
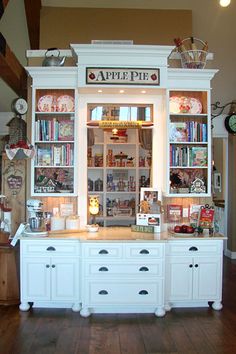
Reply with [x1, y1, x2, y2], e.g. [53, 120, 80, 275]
[0, 257, 236, 354]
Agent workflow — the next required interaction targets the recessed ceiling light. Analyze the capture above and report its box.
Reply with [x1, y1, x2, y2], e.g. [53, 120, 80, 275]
[119, 90, 125, 93]
[141, 90, 146, 94]
[219, 0, 231, 7]
[98, 89, 103, 93]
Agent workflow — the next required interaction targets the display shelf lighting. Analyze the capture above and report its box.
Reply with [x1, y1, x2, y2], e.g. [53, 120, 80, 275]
[219, 0, 231, 7]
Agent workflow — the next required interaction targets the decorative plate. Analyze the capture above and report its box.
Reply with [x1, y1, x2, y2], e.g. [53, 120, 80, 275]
[57, 95, 74, 112]
[169, 96, 202, 114]
[38, 95, 54, 112]
[189, 97, 202, 114]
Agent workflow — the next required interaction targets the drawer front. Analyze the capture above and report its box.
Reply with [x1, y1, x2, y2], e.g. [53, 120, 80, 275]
[125, 243, 164, 259]
[21, 240, 80, 256]
[84, 261, 163, 277]
[85, 280, 163, 305]
[166, 241, 223, 256]
[83, 243, 123, 258]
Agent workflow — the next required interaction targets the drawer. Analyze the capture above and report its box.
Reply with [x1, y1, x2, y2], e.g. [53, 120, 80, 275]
[166, 240, 223, 256]
[84, 261, 163, 277]
[85, 280, 163, 305]
[21, 240, 80, 256]
[124, 243, 164, 259]
[82, 243, 123, 258]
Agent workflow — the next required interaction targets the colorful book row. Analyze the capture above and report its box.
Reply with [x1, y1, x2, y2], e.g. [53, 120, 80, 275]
[170, 146, 207, 167]
[35, 144, 74, 166]
[169, 121, 207, 142]
[35, 119, 74, 141]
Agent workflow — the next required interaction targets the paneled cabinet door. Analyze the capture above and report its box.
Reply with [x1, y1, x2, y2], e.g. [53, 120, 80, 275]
[51, 257, 79, 301]
[167, 257, 193, 301]
[21, 257, 51, 301]
[167, 256, 222, 302]
[192, 256, 222, 300]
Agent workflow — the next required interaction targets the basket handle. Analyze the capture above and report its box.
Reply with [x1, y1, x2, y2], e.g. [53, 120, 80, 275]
[182, 37, 207, 47]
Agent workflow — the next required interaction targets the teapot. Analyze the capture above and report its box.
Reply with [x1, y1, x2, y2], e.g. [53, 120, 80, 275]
[42, 48, 66, 67]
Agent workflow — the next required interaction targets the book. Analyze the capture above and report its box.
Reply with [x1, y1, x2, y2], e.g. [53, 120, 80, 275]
[169, 122, 187, 142]
[198, 207, 214, 229]
[189, 146, 207, 167]
[58, 120, 74, 141]
[167, 204, 183, 222]
[37, 147, 52, 166]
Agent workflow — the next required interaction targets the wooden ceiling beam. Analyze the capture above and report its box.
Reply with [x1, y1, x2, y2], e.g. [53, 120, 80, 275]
[0, 0, 10, 19]
[0, 32, 27, 98]
[24, 0, 41, 49]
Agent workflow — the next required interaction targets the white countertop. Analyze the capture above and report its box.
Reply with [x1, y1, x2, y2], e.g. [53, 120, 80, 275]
[20, 227, 226, 242]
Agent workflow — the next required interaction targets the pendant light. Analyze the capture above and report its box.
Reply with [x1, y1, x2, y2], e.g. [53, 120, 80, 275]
[219, 0, 231, 7]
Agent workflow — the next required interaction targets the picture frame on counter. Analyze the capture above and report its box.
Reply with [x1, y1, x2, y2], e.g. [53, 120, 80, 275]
[140, 187, 162, 214]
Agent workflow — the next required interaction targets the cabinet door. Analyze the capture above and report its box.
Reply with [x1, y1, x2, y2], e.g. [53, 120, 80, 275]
[193, 257, 222, 301]
[21, 257, 51, 301]
[167, 257, 193, 301]
[51, 257, 79, 301]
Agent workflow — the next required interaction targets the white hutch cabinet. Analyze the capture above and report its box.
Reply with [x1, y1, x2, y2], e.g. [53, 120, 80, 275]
[21, 44, 222, 316]
[26, 45, 218, 226]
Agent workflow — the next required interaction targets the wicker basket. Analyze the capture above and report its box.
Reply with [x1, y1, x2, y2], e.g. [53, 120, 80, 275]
[179, 38, 208, 69]
[7, 116, 26, 145]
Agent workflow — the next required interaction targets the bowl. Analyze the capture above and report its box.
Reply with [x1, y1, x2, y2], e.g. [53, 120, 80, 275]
[86, 224, 99, 233]
[29, 216, 46, 232]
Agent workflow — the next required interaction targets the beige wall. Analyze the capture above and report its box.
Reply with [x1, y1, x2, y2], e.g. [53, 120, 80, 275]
[40, 7, 192, 48]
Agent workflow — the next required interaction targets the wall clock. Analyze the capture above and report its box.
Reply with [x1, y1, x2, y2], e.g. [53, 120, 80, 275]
[224, 114, 236, 134]
[11, 98, 28, 116]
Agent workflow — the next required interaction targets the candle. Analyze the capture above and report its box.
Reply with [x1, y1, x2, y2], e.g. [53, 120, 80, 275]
[66, 215, 80, 230]
[51, 216, 65, 231]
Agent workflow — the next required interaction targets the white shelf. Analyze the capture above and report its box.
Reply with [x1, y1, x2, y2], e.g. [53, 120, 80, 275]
[88, 127, 151, 226]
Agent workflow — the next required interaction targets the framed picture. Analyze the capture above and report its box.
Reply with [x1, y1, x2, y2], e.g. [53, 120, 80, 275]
[140, 188, 159, 203]
[140, 188, 161, 213]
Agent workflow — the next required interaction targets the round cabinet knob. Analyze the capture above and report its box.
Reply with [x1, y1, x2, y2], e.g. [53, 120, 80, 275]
[194, 264, 199, 268]
[189, 264, 193, 268]
[51, 264, 56, 268]
[46, 264, 50, 268]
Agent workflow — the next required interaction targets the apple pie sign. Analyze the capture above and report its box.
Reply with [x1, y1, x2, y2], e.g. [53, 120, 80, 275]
[86, 67, 160, 85]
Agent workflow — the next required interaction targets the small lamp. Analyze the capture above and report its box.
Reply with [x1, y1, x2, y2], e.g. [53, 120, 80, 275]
[89, 196, 99, 225]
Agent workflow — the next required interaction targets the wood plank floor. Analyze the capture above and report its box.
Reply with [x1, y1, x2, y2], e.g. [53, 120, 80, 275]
[0, 256, 236, 354]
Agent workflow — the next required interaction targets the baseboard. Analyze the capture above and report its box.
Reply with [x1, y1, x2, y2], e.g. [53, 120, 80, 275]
[224, 249, 236, 259]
